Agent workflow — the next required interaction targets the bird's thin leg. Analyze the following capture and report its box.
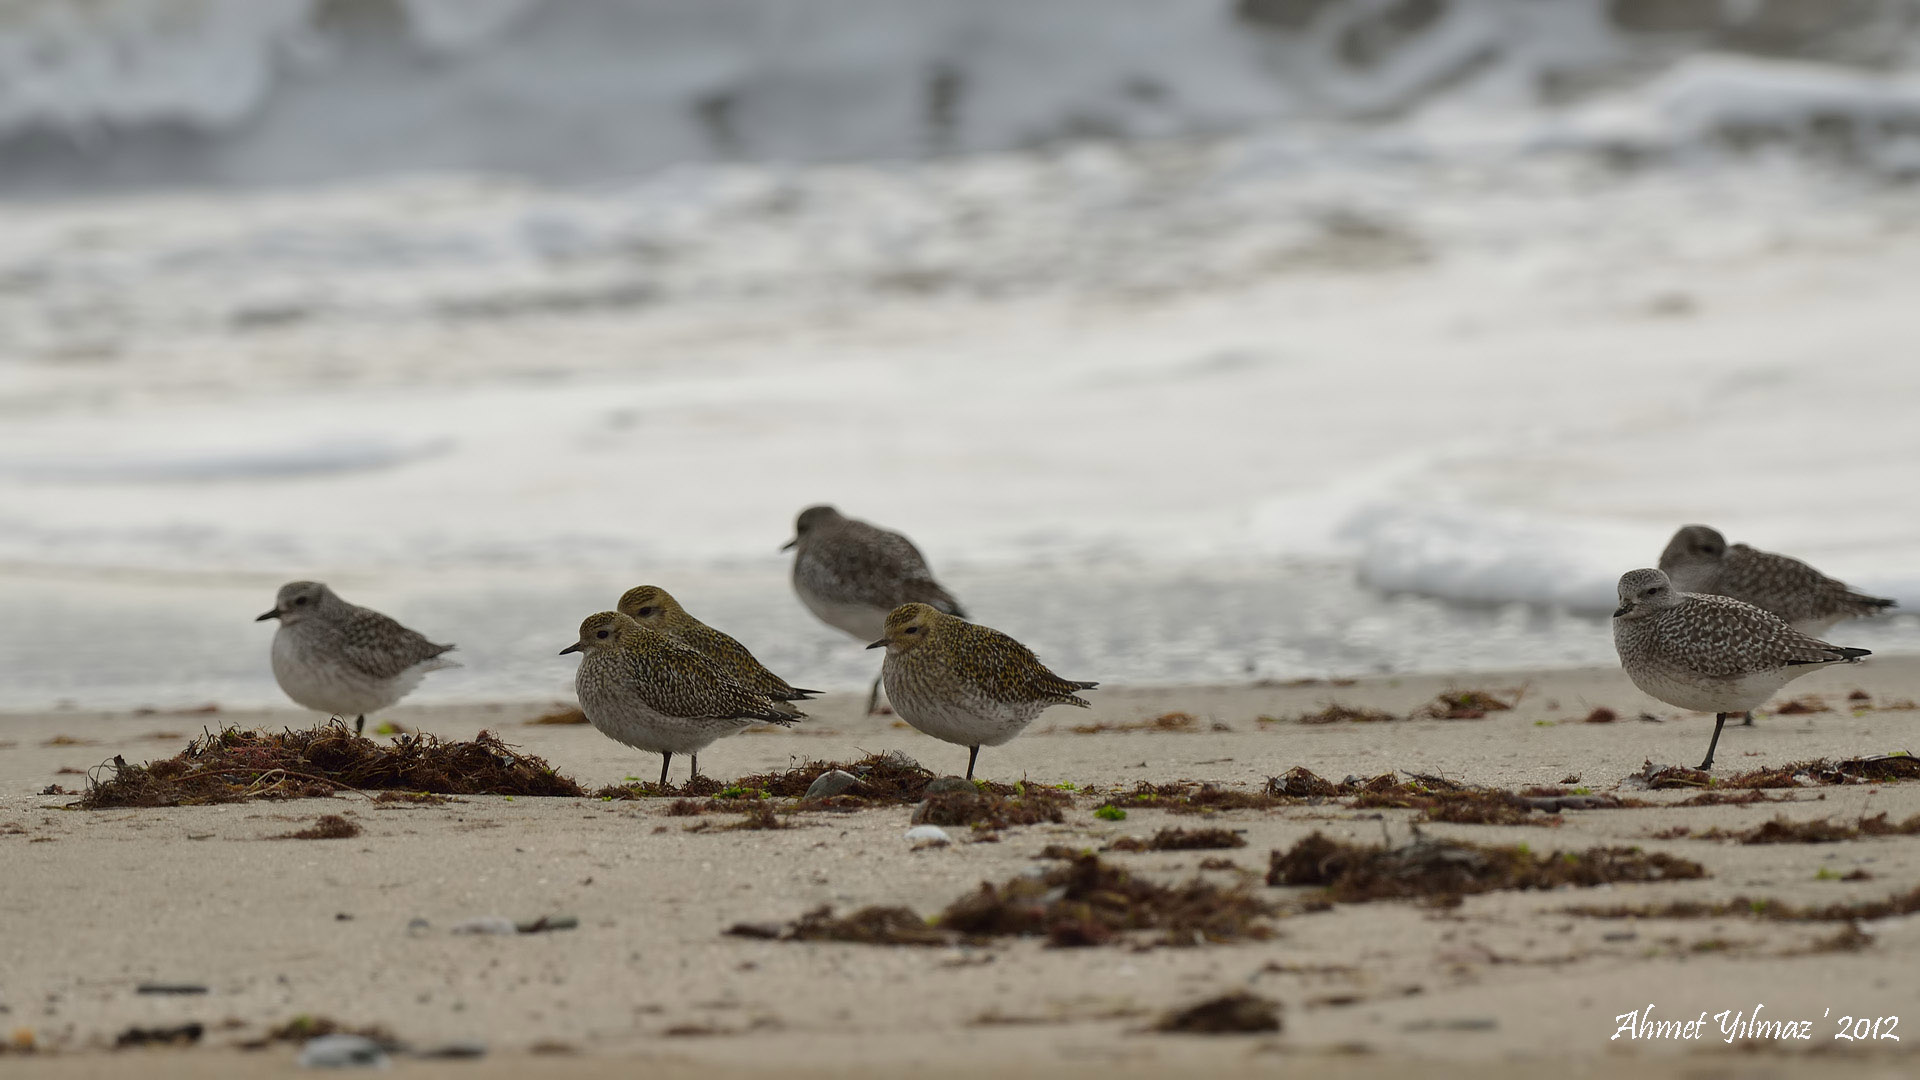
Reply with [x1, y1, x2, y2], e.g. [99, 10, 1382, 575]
[1740, 711, 1754, 728]
[1699, 713, 1728, 771]
[355, 715, 365, 735]
[966, 746, 979, 781]
[659, 753, 672, 790]
[690, 754, 699, 782]
[866, 675, 883, 716]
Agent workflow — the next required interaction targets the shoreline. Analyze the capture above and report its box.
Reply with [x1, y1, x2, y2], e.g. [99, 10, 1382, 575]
[4, 660, 1918, 1071]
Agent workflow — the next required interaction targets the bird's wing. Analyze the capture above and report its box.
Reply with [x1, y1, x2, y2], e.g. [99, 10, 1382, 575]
[628, 639, 802, 724]
[335, 608, 455, 681]
[1662, 594, 1865, 678]
[948, 624, 1092, 707]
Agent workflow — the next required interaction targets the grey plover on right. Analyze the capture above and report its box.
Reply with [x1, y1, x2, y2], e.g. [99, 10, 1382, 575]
[1659, 524, 1895, 636]
[617, 584, 818, 703]
[562, 611, 803, 787]
[1611, 568, 1869, 770]
[868, 602, 1096, 780]
[256, 581, 458, 734]
[783, 505, 966, 713]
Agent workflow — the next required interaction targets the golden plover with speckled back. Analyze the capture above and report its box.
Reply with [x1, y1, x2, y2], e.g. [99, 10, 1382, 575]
[867, 602, 1096, 779]
[618, 584, 818, 703]
[1659, 524, 1895, 637]
[257, 581, 459, 735]
[562, 611, 803, 787]
[783, 505, 967, 714]
[1611, 568, 1868, 771]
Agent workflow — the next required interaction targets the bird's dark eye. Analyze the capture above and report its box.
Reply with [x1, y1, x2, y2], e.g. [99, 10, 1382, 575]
[637, 607, 654, 617]
[294, 596, 308, 606]
[905, 626, 919, 634]
[595, 630, 609, 640]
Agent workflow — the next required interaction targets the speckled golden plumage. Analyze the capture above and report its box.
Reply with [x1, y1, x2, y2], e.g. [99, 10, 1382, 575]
[868, 602, 1096, 778]
[617, 585, 817, 702]
[562, 611, 802, 786]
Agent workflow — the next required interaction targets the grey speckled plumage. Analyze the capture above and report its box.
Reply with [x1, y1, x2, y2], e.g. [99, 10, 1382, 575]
[618, 585, 818, 702]
[784, 505, 966, 642]
[1611, 568, 1868, 770]
[869, 602, 1096, 779]
[562, 611, 803, 786]
[1659, 524, 1895, 637]
[257, 581, 458, 733]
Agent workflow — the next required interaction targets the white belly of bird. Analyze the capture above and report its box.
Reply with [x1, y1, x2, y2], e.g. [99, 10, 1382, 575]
[1622, 660, 1812, 716]
[883, 667, 1046, 748]
[271, 629, 447, 716]
[575, 672, 740, 755]
[794, 583, 888, 642]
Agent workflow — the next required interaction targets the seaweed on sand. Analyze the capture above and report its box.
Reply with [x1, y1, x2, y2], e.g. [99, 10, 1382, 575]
[740, 855, 1275, 949]
[1267, 831, 1704, 905]
[80, 723, 583, 808]
[912, 784, 1071, 829]
[595, 752, 992, 803]
[1108, 827, 1246, 852]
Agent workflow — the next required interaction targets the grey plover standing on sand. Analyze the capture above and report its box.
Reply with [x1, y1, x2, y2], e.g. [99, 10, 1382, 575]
[618, 584, 819, 703]
[1659, 524, 1895, 636]
[783, 505, 967, 714]
[867, 602, 1096, 780]
[256, 581, 458, 734]
[561, 611, 803, 787]
[1611, 568, 1869, 770]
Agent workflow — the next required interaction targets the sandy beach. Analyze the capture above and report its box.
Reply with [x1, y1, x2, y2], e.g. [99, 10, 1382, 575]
[3, 658, 1917, 1077]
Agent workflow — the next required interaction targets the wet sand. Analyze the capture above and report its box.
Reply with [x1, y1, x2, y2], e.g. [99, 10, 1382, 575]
[3, 658, 1918, 1076]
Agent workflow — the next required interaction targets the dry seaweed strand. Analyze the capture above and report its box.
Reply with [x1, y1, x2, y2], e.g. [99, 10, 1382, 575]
[749, 855, 1275, 949]
[80, 723, 583, 808]
[1152, 991, 1283, 1034]
[273, 814, 361, 840]
[1109, 827, 1246, 852]
[1568, 885, 1920, 923]
[1664, 813, 1920, 844]
[912, 784, 1070, 829]
[1267, 831, 1705, 906]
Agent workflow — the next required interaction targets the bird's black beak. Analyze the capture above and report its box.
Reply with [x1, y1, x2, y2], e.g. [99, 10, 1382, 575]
[255, 609, 280, 622]
[558, 643, 583, 656]
[780, 538, 797, 551]
[866, 638, 886, 650]
[1611, 603, 1630, 618]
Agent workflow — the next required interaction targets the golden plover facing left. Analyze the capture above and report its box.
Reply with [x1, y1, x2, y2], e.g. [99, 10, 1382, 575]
[256, 581, 458, 735]
[1611, 568, 1868, 771]
[618, 585, 818, 703]
[868, 602, 1096, 780]
[784, 504, 966, 714]
[562, 611, 803, 787]
[1659, 524, 1895, 637]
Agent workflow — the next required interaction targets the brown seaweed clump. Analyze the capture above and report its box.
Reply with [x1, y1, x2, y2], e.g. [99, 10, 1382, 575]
[1109, 827, 1247, 852]
[1635, 755, 1920, 791]
[913, 784, 1070, 829]
[525, 706, 588, 725]
[595, 752, 973, 803]
[1569, 885, 1920, 924]
[785, 906, 951, 946]
[1674, 813, 1920, 845]
[1267, 831, 1704, 905]
[81, 724, 584, 808]
[939, 854, 1276, 947]
[1291, 704, 1401, 725]
[739, 855, 1275, 949]
[1098, 781, 1290, 815]
[1153, 991, 1283, 1034]
[1417, 690, 1513, 720]
[273, 814, 361, 840]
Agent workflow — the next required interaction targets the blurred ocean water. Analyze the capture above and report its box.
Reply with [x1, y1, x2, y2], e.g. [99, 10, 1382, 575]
[4, 1, 1920, 709]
